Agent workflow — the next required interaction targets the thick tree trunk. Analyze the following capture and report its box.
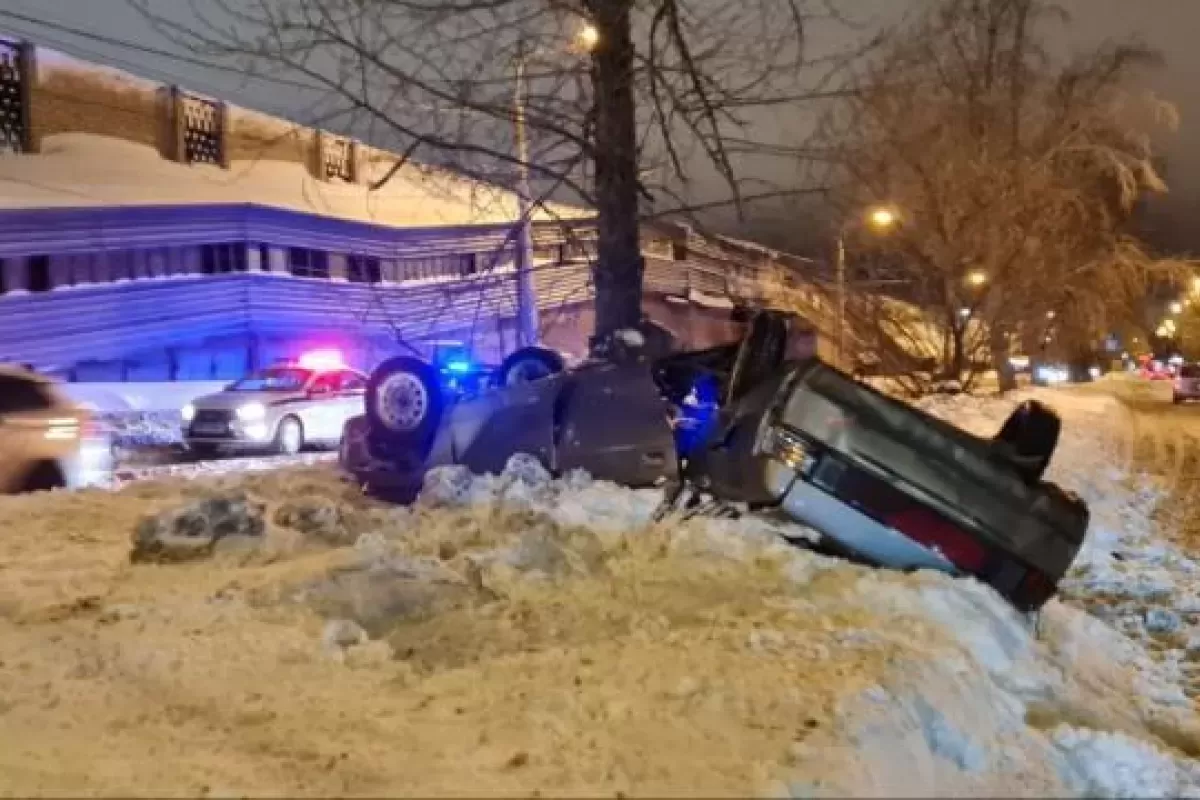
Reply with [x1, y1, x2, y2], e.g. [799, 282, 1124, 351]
[990, 326, 1017, 393]
[587, 0, 645, 352]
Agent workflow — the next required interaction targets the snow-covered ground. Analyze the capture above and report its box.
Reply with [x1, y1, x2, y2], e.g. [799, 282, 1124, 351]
[0, 388, 1198, 797]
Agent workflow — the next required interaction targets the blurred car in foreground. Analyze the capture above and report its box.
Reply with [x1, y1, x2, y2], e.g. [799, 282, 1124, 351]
[340, 311, 1089, 613]
[0, 365, 113, 493]
[182, 351, 367, 457]
[1174, 363, 1200, 404]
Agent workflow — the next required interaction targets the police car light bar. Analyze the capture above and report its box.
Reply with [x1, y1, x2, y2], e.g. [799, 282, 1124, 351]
[297, 349, 346, 370]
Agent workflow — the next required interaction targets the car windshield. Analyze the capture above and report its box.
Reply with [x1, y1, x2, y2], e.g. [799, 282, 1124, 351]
[229, 367, 311, 392]
[1181, 364, 1200, 378]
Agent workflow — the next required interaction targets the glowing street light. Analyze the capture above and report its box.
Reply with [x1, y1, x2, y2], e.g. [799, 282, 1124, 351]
[1170, 301, 1184, 315]
[866, 206, 898, 231]
[965, 270, 987, 287]
[577, 23, 600, 51]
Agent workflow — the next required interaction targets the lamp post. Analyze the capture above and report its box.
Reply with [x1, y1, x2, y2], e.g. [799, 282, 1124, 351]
[513, 23, 598, 348]
[834, 205, 897, 368]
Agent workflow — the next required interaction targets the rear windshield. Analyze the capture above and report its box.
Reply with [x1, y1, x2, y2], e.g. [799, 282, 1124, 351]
[1181, 364, 1200, 378]
[229, 367, 311, 392]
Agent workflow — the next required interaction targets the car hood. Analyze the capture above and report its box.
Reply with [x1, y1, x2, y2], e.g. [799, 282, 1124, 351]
[191, 390, 304, 409]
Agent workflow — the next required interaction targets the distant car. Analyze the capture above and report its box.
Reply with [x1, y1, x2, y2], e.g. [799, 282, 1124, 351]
[1174, 363, 1200, 404]
[340, 311, 1089, 613]
[182, 352, 367, 457]
[0, 365, 113, 493]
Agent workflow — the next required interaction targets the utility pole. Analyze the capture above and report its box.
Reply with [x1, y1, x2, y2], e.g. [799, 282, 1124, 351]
[513, 42, 539, 348]
[835, 232, 847, 369]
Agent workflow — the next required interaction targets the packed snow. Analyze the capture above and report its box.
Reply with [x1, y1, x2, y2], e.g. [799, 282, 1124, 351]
[0, 387, 1198, 797]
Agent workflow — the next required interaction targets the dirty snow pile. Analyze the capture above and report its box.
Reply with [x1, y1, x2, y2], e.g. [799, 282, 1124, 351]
[0, 390, 1197, 797]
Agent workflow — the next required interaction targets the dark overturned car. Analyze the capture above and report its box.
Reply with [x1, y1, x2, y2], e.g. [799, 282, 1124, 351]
[338, 310, 1089, 613]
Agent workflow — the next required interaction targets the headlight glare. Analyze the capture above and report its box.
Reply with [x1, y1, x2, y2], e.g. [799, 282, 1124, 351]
[236, 402, 267, 422]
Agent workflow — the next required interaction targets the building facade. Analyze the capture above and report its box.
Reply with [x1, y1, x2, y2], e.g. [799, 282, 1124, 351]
[0, 37, 826, 381]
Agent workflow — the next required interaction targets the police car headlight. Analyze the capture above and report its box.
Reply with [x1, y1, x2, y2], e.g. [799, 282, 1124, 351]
[236, 403, 267, 422]
[181, 403, 196, 422]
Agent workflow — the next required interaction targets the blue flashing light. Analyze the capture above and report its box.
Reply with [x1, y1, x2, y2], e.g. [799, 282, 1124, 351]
[444, 359, 473, 374]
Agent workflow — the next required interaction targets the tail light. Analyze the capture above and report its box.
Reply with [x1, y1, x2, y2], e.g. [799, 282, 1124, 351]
[757, 424, 815, 473]
[44, 417, 80, 441]
[885, 506, 988, 572]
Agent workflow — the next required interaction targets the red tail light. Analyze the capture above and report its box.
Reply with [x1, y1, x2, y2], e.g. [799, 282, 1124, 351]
[886, 506, 988, 572]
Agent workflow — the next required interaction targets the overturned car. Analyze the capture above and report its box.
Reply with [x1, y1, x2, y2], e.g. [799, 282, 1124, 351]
[339, 311, 1089, 612]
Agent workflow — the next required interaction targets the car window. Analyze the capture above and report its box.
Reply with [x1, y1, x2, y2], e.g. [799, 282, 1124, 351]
[1182, 365, 1200, 379]
[231, 367, 311, 392]
[338, 371, 366, 392]
[0, 374, 54, 414]
[309, 373, 338, 394]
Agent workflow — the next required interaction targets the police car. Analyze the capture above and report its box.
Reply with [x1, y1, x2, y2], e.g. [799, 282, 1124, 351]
[182, 351, 367, 456]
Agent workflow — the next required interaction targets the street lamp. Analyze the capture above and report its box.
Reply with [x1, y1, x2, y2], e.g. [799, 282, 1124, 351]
[965, 270, 987, 287]
[1170, 301, 1184, 315]
[835, 204, 898, 367]
[513, 22, 599, 348]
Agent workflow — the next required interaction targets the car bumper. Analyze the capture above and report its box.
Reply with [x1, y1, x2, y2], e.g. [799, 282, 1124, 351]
[60, 439, 115, 488]
[761, 459, 957, 573]
[185, 420, 277, 449]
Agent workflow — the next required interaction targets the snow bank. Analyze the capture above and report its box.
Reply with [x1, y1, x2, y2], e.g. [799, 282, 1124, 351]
[0, 387, 1196, 796]
[61, 381, 227, 414]
[0, 133, 587, 228]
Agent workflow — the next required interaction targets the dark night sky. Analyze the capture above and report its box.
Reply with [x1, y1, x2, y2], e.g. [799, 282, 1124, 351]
[0, 0, 1194, 254]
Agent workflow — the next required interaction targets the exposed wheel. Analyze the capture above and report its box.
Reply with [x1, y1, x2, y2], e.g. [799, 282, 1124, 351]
[274, 415, 304, 456]
[366, 357, 444, 451]
[19, 461, 65, 494]
[495, 346, 566, 387]
[994, 399, 1061, 484]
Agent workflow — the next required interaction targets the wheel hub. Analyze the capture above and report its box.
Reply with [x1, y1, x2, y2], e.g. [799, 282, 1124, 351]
[378, 373, 429, 431]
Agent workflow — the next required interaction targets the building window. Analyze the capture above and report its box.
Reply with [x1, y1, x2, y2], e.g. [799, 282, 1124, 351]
[200, 244, 247, 274]
[460, 253, 479, 277]
[347, 254, 381, 284]
[671, 242, 688, 261]
[288, 248, 330, 279]
[28, 255, 50, 293]
[180, 93, 225, 166]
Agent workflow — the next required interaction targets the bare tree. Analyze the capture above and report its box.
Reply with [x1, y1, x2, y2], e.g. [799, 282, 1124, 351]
[130, 0, 861, 353]
[813, 0, 1184, 392]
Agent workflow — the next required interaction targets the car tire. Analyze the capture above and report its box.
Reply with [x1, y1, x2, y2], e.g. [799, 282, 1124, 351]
[494, 346, 566, 387]
[1174, 394, 1183, 405]
[20, 460, 65, 494]
[994, 399, 1061, 484]
[274, 415, 304, 456]
[366, 356, 443, 450]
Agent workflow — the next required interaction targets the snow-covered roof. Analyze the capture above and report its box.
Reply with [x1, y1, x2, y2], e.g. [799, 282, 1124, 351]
[0, 133, 589, 230]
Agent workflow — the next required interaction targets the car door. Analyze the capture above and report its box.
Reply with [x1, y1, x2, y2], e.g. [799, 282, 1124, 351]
[334, 370, 367, 433]
[303, 372, 340, 441]
[0, 375, 49, 490]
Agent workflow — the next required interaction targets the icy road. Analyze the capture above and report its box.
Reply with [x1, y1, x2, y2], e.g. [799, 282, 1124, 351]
[1, 389, 1199, 797]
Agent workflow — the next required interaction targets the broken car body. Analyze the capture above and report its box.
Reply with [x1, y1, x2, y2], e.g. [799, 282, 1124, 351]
[339, 311, 1089, 612]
